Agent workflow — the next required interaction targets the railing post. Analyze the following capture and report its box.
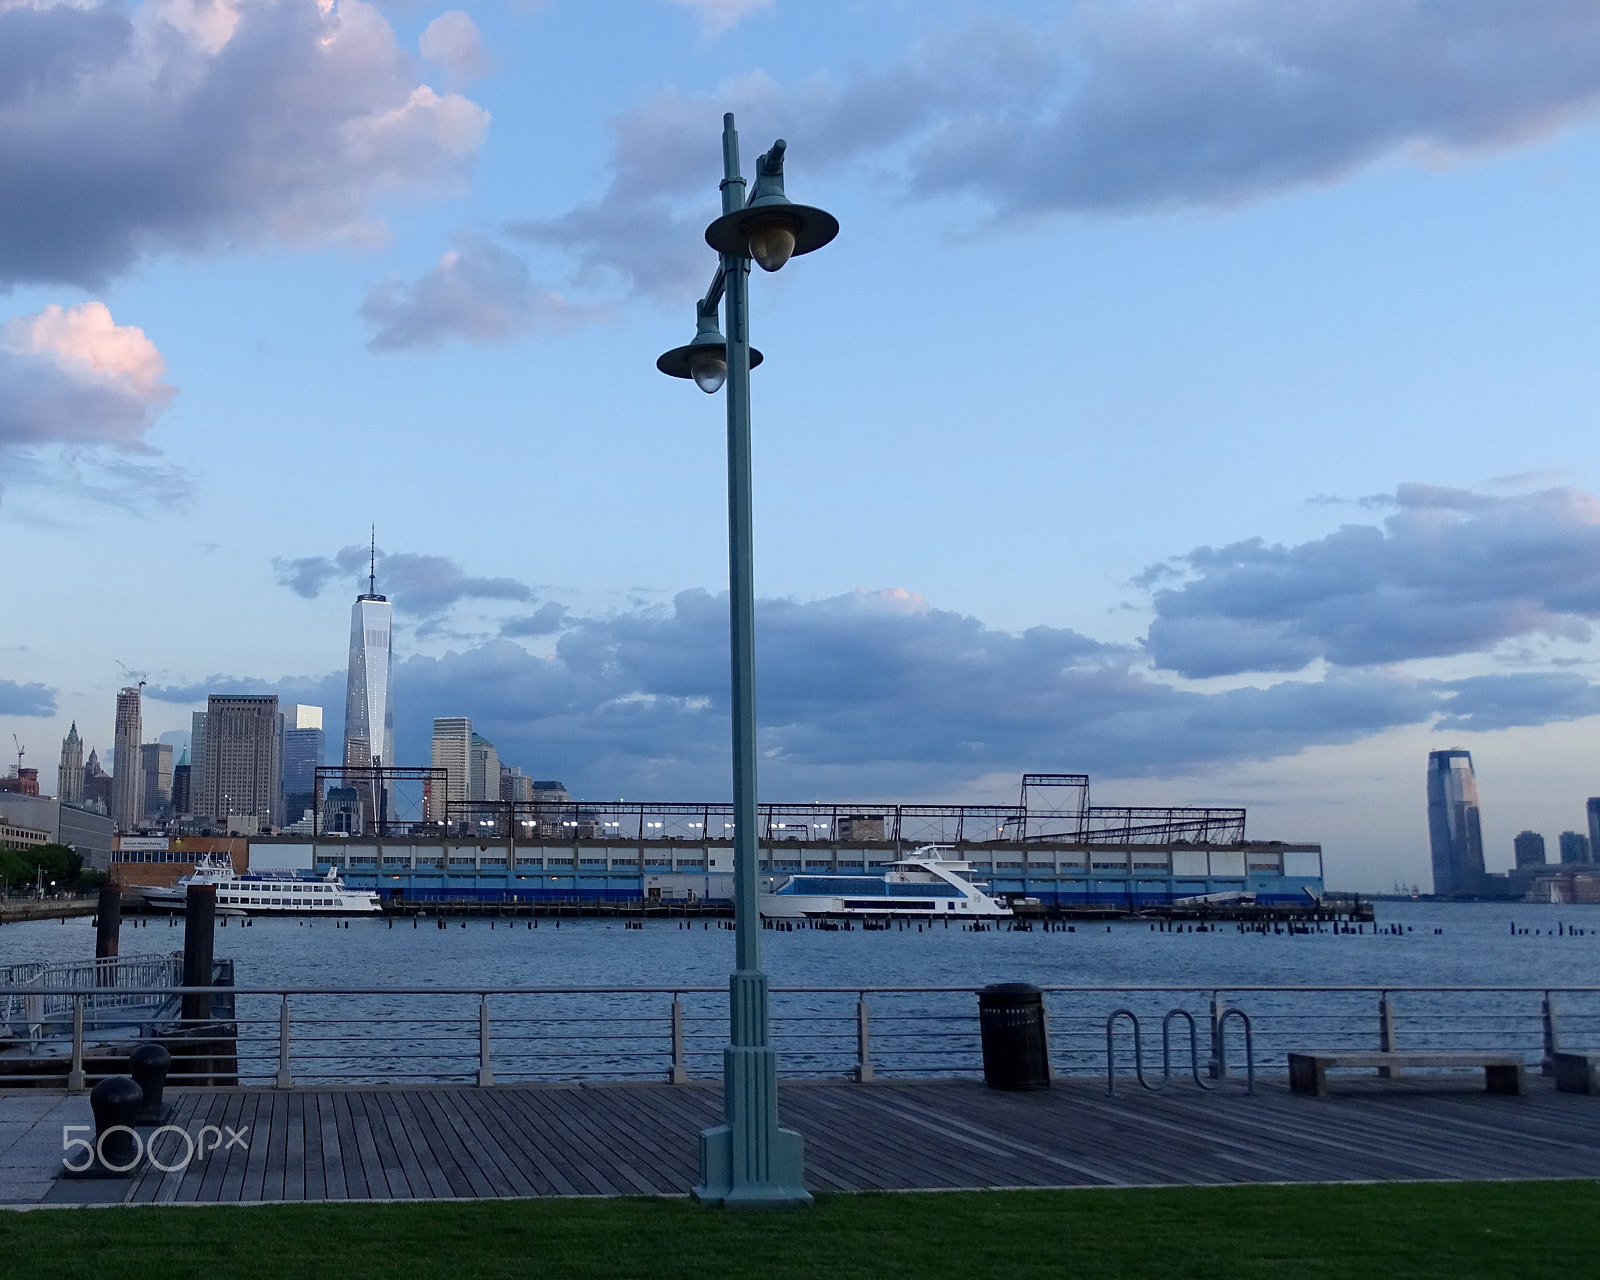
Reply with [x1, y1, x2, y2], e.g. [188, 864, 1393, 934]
[67, 994, 85, 1093]
[275, 995, 293, 1089]
[477, 997, 494, 1087]
[1378, 992, 1397, 1078]
[1542, 991, 1560, 1076]
[1208, 994, 1226, 1079]
[855, 994, 874, 1083]
[670, 995, 688, 1084]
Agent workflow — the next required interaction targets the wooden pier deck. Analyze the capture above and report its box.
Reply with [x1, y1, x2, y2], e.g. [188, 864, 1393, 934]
[6, 1074, 1600, 1207]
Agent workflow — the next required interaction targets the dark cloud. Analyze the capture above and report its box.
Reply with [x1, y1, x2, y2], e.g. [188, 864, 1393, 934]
[1434, 672, 1600, 732]
[527, 2, 1600, 298]
[273, 544, 535, 618]
[361, 238, 601, 351]
[0, 0, 488, 289]
[0, 679, 56, 717]
[1144, 485, 1600, 678]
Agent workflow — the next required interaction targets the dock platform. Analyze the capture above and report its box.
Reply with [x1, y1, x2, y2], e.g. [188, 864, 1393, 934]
[6, 1074, 1600, 1207]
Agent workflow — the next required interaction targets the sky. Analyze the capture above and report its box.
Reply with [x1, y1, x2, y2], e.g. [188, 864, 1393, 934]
[5, 0, 1600, 892]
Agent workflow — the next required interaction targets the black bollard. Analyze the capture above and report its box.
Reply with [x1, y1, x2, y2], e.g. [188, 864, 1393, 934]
[129, 1043, 173, 1125]
[63, 1076, 144, 1178]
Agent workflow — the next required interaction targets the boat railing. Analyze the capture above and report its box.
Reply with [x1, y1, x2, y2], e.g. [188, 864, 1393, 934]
[2, 981, 1598, 1091]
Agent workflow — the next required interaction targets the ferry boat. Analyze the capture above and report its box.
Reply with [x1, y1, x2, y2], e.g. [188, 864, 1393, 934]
[759, 845, 1013, 920]
[137, 854, 381, 916]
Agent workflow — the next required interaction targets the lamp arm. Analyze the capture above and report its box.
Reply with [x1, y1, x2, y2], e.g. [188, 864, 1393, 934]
[699, 262, 727, 314]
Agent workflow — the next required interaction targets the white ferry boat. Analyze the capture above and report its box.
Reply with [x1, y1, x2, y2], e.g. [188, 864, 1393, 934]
[760, 845, 1013, 920]
[138, 854, 381, 916]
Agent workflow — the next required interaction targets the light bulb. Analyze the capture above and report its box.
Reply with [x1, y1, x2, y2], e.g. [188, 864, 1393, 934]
[689, 351, 727, 393]
[747, 218, 798, 272]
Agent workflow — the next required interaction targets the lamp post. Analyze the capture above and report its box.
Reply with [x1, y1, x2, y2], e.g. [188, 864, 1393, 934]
[657, 112, 837, 1207]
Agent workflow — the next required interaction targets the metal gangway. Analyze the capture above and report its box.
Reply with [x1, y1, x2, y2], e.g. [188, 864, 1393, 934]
[0, 953, 187, 1045]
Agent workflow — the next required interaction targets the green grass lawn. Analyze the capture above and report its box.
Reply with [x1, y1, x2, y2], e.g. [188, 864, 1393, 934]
[3, 1181, 1596, 1279]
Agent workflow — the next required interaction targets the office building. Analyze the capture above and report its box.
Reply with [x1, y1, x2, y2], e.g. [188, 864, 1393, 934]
[190, 712, 208, 817]
[429, 717, 471, 819]
[1426, 749, 1486, 896]
[282, 704, 325, 826]
[110, 685, 144, 831]
[0, 768, 39, 796]
[1559, 831, 1592, 865]
[343, 554, 394, 774]
[501, 766, 535, 804]
[470, 733, 500, 803]
[200, 695, 283, 827]
[1513, 830, 1547, 868]
[172, 750, 191, 815]
[1588, 799, 1600, 864]
[140, 742, 174, 819]
[56, 723, 83, 803]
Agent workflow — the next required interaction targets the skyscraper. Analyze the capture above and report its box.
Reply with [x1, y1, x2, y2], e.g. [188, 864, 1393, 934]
[1513, 830, 1547, 868]
[56, 723, 83, 803]
[1559, 831, 1592, 865]
[172, 749, 191, 815]
[201, 694, 283, 827]
[343, 536, 394, 830]
[470, 732, 500, 803]
[190, 711, 208, 818]
[140, 742, 174, 819]
[429, 717, 471, 821]
[282, 704, 325, 825]
[111, 686, 144, 831]
[1588, 798, 1600, 863]
[1426, 749, 1486, 897]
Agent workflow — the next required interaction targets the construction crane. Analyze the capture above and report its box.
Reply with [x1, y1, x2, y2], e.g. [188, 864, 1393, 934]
[10, 734, 22, 780]
[115, 660, 147, 691]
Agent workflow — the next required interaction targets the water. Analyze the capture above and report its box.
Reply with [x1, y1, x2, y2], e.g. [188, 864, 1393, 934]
[6, 903, 1599, 1082]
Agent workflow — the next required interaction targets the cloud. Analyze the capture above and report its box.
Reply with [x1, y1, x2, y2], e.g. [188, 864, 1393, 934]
[526, 1, 1600, 298]
[499, 603, 569, 638]
[1434, 672, 1600, 732]
[0, 302, 175, 453]
[0, 0, 490, 289]
[668, 0, 772, 38]
[418, 10, 489, 84]
[273, 543, 536, 617]
[0, 679, 56, 717]
[361, 238, 601, 351]
[1144, 485, 1600, 678]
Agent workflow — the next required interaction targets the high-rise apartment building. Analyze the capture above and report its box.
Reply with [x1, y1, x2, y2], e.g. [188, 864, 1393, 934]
[1513, 830, 1547, 868]
[470, 733, 500, 804]
[56, 723, 83, 804]
[140, 742, 174, 819]
[200, 695, 283, 826]
[429, 717, 471, 820]
[1426, 749, 1485, 897]
[1559, 831, 1592, 865]
[282, 704, 325, 825]
[110, 686, 144, 831]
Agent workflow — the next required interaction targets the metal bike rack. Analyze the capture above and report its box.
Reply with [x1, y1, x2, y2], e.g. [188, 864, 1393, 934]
[1106, 1006, 1254, 1096]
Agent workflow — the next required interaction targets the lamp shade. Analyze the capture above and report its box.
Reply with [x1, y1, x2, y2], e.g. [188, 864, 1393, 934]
[704, 139, 838, 267]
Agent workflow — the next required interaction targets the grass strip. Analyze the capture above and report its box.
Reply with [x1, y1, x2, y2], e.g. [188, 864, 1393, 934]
[3, 1180, 1597, 1279]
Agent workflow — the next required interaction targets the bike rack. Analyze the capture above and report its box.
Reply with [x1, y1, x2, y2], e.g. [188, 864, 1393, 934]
[1106, 1006, 1255, 1096]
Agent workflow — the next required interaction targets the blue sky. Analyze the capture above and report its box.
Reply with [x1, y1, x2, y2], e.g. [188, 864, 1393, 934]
[5, 0, 1600, 890]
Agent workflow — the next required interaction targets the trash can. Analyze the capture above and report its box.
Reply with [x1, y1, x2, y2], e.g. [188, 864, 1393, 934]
[977, 983, 1051, 1090]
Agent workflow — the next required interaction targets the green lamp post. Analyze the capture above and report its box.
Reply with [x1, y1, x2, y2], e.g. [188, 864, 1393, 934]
[657, 113, 837, 1206]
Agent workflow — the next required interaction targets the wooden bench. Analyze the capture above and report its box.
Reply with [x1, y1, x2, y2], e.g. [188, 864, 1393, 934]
[1288, 1051, 1526, 1098]
[1554, 1051, 1600, 1095]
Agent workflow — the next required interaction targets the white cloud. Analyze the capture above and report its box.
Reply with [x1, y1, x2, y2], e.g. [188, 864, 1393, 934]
[0, 0, 490, 288]
[419, 9, 489, 84]
[669, 0, 773, 38]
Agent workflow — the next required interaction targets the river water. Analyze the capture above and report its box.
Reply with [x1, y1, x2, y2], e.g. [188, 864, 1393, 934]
[5, 902, 1599, 1081]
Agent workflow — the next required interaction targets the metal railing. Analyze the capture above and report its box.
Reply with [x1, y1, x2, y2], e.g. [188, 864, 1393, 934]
[3, 983, 1599, 1092]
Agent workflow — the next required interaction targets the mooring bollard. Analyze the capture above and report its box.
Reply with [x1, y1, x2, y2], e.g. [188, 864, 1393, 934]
[129, 1043, 172, 1125]
[63, 1075, 144, 1178]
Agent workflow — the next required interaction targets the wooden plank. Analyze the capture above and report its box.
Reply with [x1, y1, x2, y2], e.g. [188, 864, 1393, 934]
[427, 1088, 533, 1198]
[240, 1090, 275, 1203]
[353, 1090, 415, 1201]
[314, 1091, 347, 1201]
[392, 1089, 487, 1198]
[344, 1087, 394, 1200]
[328, 1091, 370, 1200]
[465, 1089, 583, 1196]
[217, 1091, 262, 1203]
[369, 1090, 447, 1200]
[283, 1090, 307, 1201]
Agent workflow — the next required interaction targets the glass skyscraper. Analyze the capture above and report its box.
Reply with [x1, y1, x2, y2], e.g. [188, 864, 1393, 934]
[1426, 749, 1486, 897]
[282, 704, 325, 826]
[343, 564, 394, 832]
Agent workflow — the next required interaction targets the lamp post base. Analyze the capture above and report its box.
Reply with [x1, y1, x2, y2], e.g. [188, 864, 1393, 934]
[694, 1121, 810, 1207]
[692, 1034, 810, 1207]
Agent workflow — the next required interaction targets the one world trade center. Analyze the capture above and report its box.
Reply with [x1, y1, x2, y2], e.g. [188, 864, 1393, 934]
[343, 536, 394, 832]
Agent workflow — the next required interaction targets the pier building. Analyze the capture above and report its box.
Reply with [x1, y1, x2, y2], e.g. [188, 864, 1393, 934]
[110, 774, 1324, 910]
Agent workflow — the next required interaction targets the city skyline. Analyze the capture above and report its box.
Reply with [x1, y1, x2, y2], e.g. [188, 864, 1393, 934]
[7, 3, 1600, 892]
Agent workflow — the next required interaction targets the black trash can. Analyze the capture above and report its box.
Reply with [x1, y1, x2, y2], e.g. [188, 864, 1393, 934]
[977, 983, 1051, 1090]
